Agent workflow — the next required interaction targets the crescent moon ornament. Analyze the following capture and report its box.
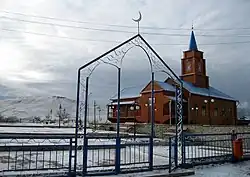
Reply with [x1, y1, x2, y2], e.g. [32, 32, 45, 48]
[132, 11, 142, 34]
[132, 11, 142, 22]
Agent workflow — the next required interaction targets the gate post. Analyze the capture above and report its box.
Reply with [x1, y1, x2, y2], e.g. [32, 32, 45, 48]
[182, 133, 186, 166]
[68, 138, 73, 176]
[149, 71, 155, 171]
[82, 137, 88, 175]
[115, 67, 121, 174]
[168, 137, 173, 173]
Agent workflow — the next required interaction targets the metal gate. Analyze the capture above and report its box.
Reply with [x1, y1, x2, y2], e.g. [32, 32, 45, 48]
[69, 12, 184, 176]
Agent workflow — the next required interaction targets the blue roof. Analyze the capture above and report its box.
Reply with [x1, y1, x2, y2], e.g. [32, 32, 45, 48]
[182, 80, 237, 101]
[155, 81, 176, 92]
[110, 79, 237, 102]
[110, 81, 176, 100]
[110, 85, 142, 100]
[189, 31, 198, 51]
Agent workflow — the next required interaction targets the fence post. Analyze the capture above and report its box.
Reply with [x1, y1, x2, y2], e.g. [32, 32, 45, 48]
[168, 136, 172, 173]
[182, 133, 186, 167]
[82, 137, 88, 175]
[231, 129, 237, 162]
[174, 135, 178, 167]
[68, 138, 73, 176]
[115, 67, 121, 174]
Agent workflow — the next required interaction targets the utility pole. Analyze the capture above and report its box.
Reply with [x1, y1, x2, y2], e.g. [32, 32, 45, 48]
[50, 109, 53, 121]
[98, 106, 101, 122]
[59, 104, 62, 128]
[94, 100, 97, 130]
[88, 103, 90, 121]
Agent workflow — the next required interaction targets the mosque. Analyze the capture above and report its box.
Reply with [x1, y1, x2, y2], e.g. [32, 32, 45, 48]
[107, 30, 237, 125]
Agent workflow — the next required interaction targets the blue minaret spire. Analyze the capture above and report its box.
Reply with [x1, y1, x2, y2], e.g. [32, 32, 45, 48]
[189, 26, 198, 51]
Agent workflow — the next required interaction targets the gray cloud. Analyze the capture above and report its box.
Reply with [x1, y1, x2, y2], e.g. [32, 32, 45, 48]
[0, 0, 249, 108]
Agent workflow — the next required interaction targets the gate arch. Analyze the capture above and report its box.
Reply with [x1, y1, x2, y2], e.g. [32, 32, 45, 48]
[70, 33, 184, 176]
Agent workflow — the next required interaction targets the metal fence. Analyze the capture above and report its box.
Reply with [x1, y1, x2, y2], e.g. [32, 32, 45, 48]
[0, 133, 170, 176]
[75, 135, 170, 176]
[183, 132, 250, 167]
[1, 132, 250, 176]
[0, 133, 73, 176]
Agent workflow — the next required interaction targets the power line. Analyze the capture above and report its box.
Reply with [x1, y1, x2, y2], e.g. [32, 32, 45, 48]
[0, 28, 121, 43]
[154, 41, 250, 46]
[2, 16, 250, 38]
[2, 27, 250, 46]
[0, 16, 136, 34]
[2, 10, 250, 31]
[0, 10, 194, 31]
[0, 10, 141, 29]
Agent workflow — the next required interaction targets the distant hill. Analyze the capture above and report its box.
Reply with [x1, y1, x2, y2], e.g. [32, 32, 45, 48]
[0, 96, 76, 121]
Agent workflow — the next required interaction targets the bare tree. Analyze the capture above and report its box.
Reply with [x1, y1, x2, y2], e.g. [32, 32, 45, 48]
[57, 106, 70, 126]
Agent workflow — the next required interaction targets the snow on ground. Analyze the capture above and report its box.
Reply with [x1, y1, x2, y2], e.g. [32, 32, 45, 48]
[0, 123, 149, 136]
[110, 161, 250, 177]
[0, 125, 75, 134]
[190, 161, 250, 177]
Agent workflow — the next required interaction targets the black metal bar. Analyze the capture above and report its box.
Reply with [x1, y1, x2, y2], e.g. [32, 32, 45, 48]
[82, 76, 89, 176]
[174, 87, 178, 167]
[42, 150, 45, 169]
[149, 72, 155, 171]
[168, 137, 171, 173]
[180, 82, 184, 166]
[29, 150, 32, 169]
[14, 150, 17, 170]
[62, 147, 65, 168]
[7, 147, 10, 170]
[0, 144, 72, 152]
[55, 149, 58, 168]
[98, 147, 100, 166]
[134, 144, 136, 163]
[68, 138, 73, 175]
[78, 35, 139, 71]
[35, 145, 38, 169]
[0, 133, 76, 139]
[49, 149, 52, 169]
[73, 69, 81, 175]
[115, 67, 121, 174]
[22, 143, 25, 170]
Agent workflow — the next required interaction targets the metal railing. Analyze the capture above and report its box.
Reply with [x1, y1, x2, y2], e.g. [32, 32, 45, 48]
[183, 132, 250, 167]
[77, 135, 169, 176]
[0, 133, 73, 176]
[1, 132, 250, 176]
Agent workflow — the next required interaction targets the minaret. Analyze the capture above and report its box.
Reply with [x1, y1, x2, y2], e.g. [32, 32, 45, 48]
[180, 30, 209, 88]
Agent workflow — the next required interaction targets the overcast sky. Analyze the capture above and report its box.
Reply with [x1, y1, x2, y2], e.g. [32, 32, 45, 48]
[0, 0, 250, 108]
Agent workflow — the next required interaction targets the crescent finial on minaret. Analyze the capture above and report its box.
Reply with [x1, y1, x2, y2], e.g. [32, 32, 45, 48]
[132, 11, 142, 34]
